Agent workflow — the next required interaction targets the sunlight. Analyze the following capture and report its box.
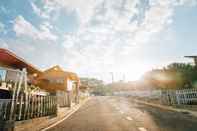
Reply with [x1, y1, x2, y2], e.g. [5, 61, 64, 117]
[119, 62, 150, 81]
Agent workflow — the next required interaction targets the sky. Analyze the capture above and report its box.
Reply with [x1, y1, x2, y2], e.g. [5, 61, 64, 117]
[0, 0, 197, 82]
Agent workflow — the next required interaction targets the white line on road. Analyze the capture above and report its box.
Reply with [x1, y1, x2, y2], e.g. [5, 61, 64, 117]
[126, 116, 133, 121]
[41, 98, 90, 131]
[138, 127, 147, 131]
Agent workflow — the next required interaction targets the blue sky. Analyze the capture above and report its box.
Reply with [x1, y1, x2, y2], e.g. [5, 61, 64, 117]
[0, 0, 197, 82]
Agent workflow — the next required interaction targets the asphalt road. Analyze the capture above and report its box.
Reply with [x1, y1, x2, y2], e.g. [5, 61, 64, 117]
[46, 96, 197, 131]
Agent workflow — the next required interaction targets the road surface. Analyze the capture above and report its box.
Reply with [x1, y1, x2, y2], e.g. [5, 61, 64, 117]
[46, 96, 197, 131]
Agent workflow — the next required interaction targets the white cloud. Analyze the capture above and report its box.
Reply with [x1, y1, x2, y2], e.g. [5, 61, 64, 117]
[11, 0, 197, 81]
[0, 22, 5, 34]
[46, 0, 100, 24]
[59, 0, 196, 79]
[0, 40, 9, 49]
[13, 16, 38, 39]
[174, 0, 197, 6]
[13, 15, 57, 41]
[31, 2, 49, 19]
[39, 22, 57, 41]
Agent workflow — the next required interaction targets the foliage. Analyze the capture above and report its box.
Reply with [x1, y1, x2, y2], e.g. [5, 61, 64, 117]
[80, 77, 112, 96]
[143, 63, 197, 90]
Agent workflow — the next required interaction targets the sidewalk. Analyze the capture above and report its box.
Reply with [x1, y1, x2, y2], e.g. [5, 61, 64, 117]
[134, 99, 197, 118]
[15, 97, 90, 131]
[41, 97, 90, 131]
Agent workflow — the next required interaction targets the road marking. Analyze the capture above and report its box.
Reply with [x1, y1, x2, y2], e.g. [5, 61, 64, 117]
[138, 127, 147, 131]
[126, 116, 133, 121]
[41, 98, 90, 131]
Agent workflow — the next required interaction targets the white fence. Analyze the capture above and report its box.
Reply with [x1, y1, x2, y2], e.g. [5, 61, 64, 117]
[0, 96, 57, 122]
[57, 91, 70, 107]
[0, 67, 58, 122]
[176, 89, 197, 104]
[0, 99, 11, 121]
[114, 89, 197, 105]
[162, 89, 197, 105]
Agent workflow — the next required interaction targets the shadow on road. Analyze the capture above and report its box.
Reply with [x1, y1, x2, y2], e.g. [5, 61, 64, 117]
[134, 99, 197, 131]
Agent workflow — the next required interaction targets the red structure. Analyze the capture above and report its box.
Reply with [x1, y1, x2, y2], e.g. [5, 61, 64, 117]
[0, 48, 41, 74]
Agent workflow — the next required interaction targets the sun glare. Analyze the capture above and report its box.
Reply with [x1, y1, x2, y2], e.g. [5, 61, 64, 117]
[120, 63, 150, 81]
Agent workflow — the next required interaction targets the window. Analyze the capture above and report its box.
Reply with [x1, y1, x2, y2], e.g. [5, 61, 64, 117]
[56, 79, 64, 84]
[49, 78, 64, 84]
[0, 69, 7, 81]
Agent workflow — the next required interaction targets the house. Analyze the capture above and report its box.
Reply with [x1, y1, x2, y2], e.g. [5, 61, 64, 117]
[0, 48, 84, 126]
[0, 48, 80, 107]
[0, 48, 47, 98]
[35, 65, 80, 107]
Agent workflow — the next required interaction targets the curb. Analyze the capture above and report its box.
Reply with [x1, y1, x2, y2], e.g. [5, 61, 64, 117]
[41, 97, 90, 131]
[134, 99, 197, 117]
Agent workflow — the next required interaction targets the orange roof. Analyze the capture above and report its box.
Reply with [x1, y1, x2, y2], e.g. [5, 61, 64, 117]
[35, 65, 80, 92]
[0, 48, 41, 74]
[0, 49, 80, 92]
[39, 65, 79, 81]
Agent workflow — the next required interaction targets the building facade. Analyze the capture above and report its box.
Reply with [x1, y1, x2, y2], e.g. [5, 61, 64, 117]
[0, 48, 80, 107]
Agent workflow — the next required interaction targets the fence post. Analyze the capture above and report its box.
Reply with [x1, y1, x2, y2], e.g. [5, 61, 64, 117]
[40, 96, 42, 117]
[18, 95, 23, 120]
[43, 96, 45, 116]
[0, 100, 15, 131]
[176, 90, 180, 105]
[27, 94, 31, 119]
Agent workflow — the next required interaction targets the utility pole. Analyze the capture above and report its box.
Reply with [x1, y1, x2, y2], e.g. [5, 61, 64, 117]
[122, 73, 126, 82]
[110, 72, 114, 83]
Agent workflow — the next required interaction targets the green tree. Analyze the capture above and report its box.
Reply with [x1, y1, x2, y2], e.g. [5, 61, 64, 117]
[142, 63, 197, 90]
[80, 77, 112, 95]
